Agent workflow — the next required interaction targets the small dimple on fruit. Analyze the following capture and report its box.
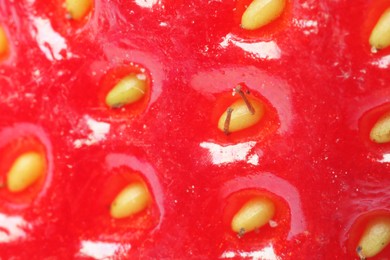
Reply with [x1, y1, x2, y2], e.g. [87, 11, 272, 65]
[6, 152, 46, 193]
[65, 0, 93, 21]
[105, 74, 148, 108]
[357, 216, 390, 259]
[110, 182, 151, 219]
[218, 98, 265, 134]
[241, 0, 286, 30]
[369, 7, 390, 51]
[0, 25, 8, 58]
[369, 112, 390, 143]
[231, 197, 275, 235]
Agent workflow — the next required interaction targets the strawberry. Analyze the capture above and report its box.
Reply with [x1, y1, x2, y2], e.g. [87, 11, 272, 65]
[0, 0, 389, 259]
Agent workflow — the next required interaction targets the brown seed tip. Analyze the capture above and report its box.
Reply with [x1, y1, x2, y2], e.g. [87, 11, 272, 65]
[238, 228, 246, 238]
[234, 84, 255, 115]
[356, 246, 366, 260]
[224, 107, 234, 135]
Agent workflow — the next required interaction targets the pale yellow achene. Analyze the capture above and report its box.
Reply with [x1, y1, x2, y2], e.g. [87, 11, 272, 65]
[369, 112, 390, 144]
[357, 216, 390, 258]
[110, 182, 151, 219]
[7, 152, 46, 192]
[105, 74, 147, 108]
[231, 197, 275, 234]
[0, 25, 9, 57]
[241, 0, 286, 30]
[369, 8, 390, 51]
[65, 0, 93, 20]
[218, 98, 264, 133]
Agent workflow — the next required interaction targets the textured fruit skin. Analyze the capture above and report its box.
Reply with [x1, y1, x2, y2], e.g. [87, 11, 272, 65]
[0, 0, 389, 259]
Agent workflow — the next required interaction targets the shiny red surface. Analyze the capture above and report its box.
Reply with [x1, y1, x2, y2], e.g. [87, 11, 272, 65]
[0, 0, 389, 259]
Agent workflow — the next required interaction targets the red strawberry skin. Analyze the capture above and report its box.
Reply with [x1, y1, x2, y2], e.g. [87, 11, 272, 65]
[0, 0, 389, 259]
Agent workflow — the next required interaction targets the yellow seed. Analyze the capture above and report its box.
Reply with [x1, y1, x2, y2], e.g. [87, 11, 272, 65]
[0, 25, 8, 57]
[110, 182, 151, 219]
[231, 197, 275, 234]
[218, 98, 264, 133]
[370, 113, 390, 144]
[241, 0, 286, 30]
[369, 8, 390, 51]
[6, 152, 46, 193]
[65, 0, 93, 21]
[357, 216, 390, 258]
[105, 74, 147, 108]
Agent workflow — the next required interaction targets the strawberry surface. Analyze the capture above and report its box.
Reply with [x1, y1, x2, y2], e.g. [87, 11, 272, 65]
[0, 0, 389, 259]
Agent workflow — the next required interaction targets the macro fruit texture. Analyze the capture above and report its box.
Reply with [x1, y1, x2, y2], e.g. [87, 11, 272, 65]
[0, 0, 389, 259]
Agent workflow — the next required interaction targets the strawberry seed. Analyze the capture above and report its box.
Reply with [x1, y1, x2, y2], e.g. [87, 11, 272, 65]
[6, 152, 46, 193]
[241, 0, 286, 30]
[110, 182, 151, 219]
[369, 7, 390, 51]
[105, 73, 148, 109]
[231, 197, 275, 235]
[65, 0, 93, 21]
